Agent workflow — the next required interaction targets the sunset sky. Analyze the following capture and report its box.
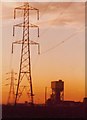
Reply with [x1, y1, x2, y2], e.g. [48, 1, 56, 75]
[1, 2, 85, 104]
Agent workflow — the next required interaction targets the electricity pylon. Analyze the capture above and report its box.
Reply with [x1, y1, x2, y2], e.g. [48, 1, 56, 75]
[6, 70, 17, 105]
[12, 2, 40, 105]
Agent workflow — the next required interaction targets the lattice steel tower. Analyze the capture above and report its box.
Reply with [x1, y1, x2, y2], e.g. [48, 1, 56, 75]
[6, 70, 17, 105]
[12, 2, 40, 105]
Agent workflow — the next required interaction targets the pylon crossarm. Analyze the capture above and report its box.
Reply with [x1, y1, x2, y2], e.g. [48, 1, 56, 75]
[12, 40, 40, 54]
[13, 23, 39, 37]
[5, 84, 10, 86]
[15, 5, 25, 10]
[15, 5, 39, 11]
[30, 23, 39, 28]
[12, 40, 35, 45]
[6, 72, 12, 74]
[12, 40, 24, 53]
[14, 23, 39, 27]
[14, 5, 39, 20]
[30, 40, 38, 44]
[29, 40, 40, 54]
[6, 78, 10, 80]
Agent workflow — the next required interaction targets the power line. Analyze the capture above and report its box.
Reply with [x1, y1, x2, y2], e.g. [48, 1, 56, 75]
[41, 25, 85, 55]
[31, 2, 72, 70]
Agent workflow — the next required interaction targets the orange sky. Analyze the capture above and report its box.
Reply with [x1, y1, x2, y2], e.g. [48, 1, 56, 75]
[1, 2, 85, 104]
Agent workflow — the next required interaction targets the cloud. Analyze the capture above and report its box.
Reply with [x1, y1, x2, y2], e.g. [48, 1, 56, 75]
[41, 2, 85, 25]
[37, 2, 85, 27]
[1, 2, 85, 27]
[1, 2, 23, 19]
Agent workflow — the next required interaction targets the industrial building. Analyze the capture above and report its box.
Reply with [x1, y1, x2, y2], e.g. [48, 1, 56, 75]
[46, 80, 64, 105]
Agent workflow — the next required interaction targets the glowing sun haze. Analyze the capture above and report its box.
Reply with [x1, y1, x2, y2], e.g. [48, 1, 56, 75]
[1, 2, 85, 104]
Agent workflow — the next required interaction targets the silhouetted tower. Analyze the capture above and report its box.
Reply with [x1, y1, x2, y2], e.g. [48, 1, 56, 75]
[6, 70, 17, 105]
[12, 2, 40, 105]
[51, 80, 64, 103]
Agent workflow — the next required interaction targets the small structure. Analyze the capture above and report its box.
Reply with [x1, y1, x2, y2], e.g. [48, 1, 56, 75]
[83, 97, 87, 104]
[51, 80, 64, 103]
[46, 80, 64, 105]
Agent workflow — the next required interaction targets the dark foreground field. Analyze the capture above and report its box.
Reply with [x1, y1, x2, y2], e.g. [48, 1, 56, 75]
[2, 103, 87, 119]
